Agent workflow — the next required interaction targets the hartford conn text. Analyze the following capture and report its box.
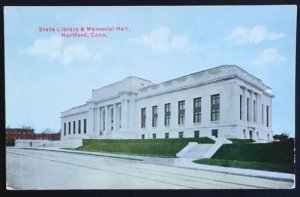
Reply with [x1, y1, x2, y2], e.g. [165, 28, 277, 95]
[39, 26, 130, 38]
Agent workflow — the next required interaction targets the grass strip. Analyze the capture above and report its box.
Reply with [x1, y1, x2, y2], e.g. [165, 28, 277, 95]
[76, 137, 214, 157]
[193, 158, 294, 173]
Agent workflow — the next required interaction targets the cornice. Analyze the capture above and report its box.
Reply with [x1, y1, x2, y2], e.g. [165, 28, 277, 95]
[136, 74, 273, 101]
[60, 110, 89, 118]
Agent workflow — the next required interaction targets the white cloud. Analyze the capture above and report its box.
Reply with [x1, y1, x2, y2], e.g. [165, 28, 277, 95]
[23, 36, 63, 60]
[226, 25, 285, 45]
[22, 35, 103, 65]
[253, 48, 286, 65]
[129, 27, 190, 53]
[60, 43, 92, 65]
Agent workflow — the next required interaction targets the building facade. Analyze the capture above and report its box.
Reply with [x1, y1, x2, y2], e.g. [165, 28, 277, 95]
[6, 128, 35, 146]
[60, 65, 274, 140]
[5, 128, 61, 146]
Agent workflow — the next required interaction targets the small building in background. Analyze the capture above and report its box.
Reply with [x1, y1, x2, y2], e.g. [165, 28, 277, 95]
[34, 133, 61, 141]
[6, 128, 35, 146]
[5, 128, 61, 146]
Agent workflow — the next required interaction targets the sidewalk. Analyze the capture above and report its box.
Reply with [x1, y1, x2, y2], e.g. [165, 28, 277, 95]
[14, 147, 295, 182]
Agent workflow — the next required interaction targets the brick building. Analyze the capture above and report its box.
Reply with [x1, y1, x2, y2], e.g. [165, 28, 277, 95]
[6, 128, 61, 146]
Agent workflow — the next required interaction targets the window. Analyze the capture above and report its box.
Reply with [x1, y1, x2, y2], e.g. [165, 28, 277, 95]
[152, 106, 158, 127]
[266, 106, 269, 127]
[64, 123, 66, 136]
[78, 120, 81, 134]
[240, 95, 243, 120]
[211, 94, 220, 121]
[118, 106, 121, 128]
[247, 98, 250, 121]
[141, 108, 146, 128]
[68, 122, 71, 134]
[165, 132, 169, 139]
[262, 104, 264, 124]
[253, 100, 256, 122]
[193, 97, 201, 123]
[178, 100, 185, 124]
[179, 131, 184, 138]
[164, 103, 171, 126]
[73, 121, 76, 134]
[212, 129, 218, 138]
[84, 119, 87, 134]
[243, 129, 246, 138]
[194, 130, 199, 138]
[153, 133, 156, 139]
[257, 131, 259, 139]
[141, 134, 145, 139]
[110, 108, 114, 131]
[102, 109, 105, 131]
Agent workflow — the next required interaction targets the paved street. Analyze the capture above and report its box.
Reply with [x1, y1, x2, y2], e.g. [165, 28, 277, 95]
[6, 148, 294, 190]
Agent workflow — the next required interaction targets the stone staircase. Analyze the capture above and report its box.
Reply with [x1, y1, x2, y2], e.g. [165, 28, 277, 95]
[177, 144, 214, 158]
[176, 137, 232, 159]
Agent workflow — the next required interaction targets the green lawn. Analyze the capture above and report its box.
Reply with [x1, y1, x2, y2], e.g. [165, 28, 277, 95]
[76, 137, 214, 157]
[194, 139, 294, 173]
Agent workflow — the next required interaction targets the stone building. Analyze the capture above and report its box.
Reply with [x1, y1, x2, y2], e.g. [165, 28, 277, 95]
[60, 65, 274, 140]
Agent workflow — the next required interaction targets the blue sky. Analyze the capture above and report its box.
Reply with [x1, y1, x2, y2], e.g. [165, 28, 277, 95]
[4, 6, 296, 135]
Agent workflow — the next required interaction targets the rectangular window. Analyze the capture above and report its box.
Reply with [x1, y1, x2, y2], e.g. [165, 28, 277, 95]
[179, 131, 184, 138]
[247, 98, 250, 121]
[253, 100, 256, 122]
[193, 97, 201, 123]
[243, 129, 246, 138]
[194, 130, 199, 138]
[240, 95, 243, 120]
[78, 120, 81, 134]
[141, 108, 146, 128]
[266, 105, 269, 127]
[164, 103, 171, 126]
[152, 133, 156, 139]
[73, 121, 76, 134]
[84, 119, 87, 134]
[141, 134, 145, 139]
[262, 104, 264, 124]
[178, 100, 185, 124]
[212, 129, 218, 138]
[152, 106, 158, 127]
[68, 122, 71, 134]
[211, 94, 220, 121]
[64, 123, 66, 136]
[165, 132, 169, 139]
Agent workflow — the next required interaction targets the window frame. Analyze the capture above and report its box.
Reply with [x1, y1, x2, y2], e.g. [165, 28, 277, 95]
[78, 120, 81, 134]
[164, 103, 171, 126]
[179, 131, 184, 139]
[64, 122, 66, 136]
[193, 97, 201, 123]
[152, 106, 158, 127]
[83, 119, 87, 134]
[178, 100, 185, 125]
[73, 121, 76, 134]
[211, 94, 220, 121]
[141, 108, 146, 128]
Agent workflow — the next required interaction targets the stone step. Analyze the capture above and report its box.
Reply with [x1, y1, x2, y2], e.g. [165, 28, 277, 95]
[180, 144, 214, 158]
